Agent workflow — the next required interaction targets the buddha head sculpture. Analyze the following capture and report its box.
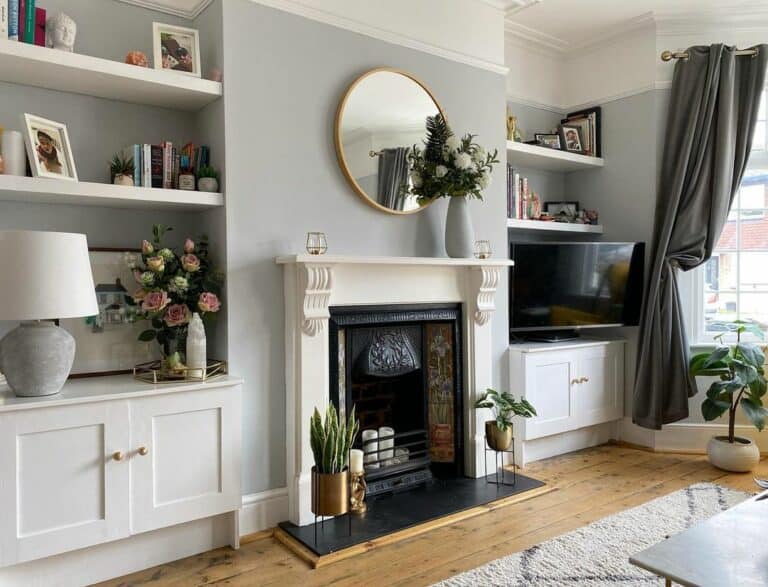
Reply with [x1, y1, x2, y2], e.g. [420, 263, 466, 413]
[45, 12, 77, 52]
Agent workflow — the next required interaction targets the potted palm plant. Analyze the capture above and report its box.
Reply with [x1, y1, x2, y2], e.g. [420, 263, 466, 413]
[474, 388, 536, 451]
[309, 403, 359, 516]
[110, 154, 135, 186]
[689, 321, 767, 472]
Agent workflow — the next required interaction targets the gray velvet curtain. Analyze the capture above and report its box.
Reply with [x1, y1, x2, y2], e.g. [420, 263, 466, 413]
[633, 44, 768, 429]
[377, 147, 409, 210]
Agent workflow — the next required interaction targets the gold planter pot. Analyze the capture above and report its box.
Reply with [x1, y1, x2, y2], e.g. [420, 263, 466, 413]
[311, 467, 349, 516]
[485, 420, 513, 451]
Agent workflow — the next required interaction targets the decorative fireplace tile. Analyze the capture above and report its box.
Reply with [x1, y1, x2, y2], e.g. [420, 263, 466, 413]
[426, 323, 455, 464]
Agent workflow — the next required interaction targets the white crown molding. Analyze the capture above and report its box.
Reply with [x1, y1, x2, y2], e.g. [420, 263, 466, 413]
[115, 0, 213, 19]
[478, 0, 540, 13]
[504, 20, 569, 53]
[505, 92, 564, 114]
[248, 0, 508, 75]
[655, 6, 768, 36]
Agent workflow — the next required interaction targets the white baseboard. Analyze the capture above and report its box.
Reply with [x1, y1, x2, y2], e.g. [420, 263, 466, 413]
[520, 422, 617, 465]
[239, 487, 289, 536]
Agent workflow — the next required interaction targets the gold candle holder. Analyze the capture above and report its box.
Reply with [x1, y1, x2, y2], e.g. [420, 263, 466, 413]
[474, 240, 492, 259]
[306, 232, 328, 255]
[350, 471, 367, 514]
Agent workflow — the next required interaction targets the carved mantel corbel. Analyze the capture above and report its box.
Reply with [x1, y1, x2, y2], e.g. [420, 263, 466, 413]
[301, 264, 333, 336]
[473, 265, 500, 326]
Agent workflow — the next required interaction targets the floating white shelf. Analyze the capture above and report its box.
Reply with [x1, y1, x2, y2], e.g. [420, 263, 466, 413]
[506, 218, 604, 234]
[0, 175, 223, 211]
[507, 141, 604, 172]
[0, 41, 222, 111]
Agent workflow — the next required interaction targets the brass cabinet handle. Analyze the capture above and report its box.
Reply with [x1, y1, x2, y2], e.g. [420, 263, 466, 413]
[113, 451, 124, 462]
[581, 376, 590, 383]
[138, 446, 149, 456]
[571, 378, 580, 385]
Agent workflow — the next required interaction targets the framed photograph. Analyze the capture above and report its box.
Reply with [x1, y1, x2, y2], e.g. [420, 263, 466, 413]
[559, 125, 583, 153]
[534, 133, 561, 149]
[153, 22, 201, 77]
[60, 249, 159, 377]
[22, 113, 78, 181]
[544, 201, 579, 218]
[564, 106, 601, 157]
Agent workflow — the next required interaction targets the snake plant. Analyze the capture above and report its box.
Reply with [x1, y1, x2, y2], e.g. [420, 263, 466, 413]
[309, 403, 359, 474]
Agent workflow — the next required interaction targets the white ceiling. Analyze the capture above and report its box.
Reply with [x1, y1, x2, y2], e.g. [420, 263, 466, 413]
[506, 0, 768, 50]
[116, 0, 213, 19]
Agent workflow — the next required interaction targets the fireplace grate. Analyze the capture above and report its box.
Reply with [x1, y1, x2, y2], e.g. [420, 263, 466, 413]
[362, 428, 433, 496]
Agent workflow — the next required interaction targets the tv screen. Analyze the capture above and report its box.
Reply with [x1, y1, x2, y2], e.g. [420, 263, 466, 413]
[509, 242, 645, 333]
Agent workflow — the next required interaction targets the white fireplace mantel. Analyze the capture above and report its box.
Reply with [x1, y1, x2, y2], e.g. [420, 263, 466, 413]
[277, 255, 513, 525]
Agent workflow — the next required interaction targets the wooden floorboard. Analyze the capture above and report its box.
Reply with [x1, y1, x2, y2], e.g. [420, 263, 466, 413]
[97, 445, 766, 587]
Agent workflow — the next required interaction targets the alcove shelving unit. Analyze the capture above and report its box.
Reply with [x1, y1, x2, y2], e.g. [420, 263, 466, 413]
[506, 140, 604, 172]
[506, 218, 603, 234]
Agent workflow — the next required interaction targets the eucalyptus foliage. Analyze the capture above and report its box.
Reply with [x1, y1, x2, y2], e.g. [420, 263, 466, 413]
[309, 403, 359, 474]
[689, 321, 768, 443]
[474, 388, 537, 431]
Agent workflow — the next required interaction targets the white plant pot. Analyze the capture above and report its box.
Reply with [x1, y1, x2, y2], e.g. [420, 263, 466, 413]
[707, 435, 760, 472]
[113, 174, 134, 186]
[197, 177, 219, 192]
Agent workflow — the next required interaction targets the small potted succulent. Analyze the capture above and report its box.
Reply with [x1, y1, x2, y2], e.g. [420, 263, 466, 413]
[196, 165, 220, 192]
[110, 154, 135, 186]
[689, 321, 767, 472]
[475, 388, 536, 451]
[309, 403, 358, 516]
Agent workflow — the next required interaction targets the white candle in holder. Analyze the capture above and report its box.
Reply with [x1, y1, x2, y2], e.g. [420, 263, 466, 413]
[350, 449, 364, 474]
[379, 426, 395, 460]
[362, 429, 379, 468]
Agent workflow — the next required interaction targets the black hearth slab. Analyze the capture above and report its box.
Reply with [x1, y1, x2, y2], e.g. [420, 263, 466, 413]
[278, 473, 546, 557]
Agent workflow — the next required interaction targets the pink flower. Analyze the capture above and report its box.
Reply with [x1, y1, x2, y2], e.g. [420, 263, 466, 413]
[184, 238, 195, 253]
[164, 304, 191, 327]
[146, 255, 165, 272]
[142, 240, 154, 255]
[141, 290, 169, 313]
[132, 288, 147, 302]
[198, 292, 221, 313]
[181, 254, 200, 272]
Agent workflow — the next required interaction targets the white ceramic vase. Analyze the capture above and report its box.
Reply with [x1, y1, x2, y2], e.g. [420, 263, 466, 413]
[197, 177, 219, 192]
[113, 174, 134, 186]
[707, 435, 760, 472]
[445, 196, 475, 258]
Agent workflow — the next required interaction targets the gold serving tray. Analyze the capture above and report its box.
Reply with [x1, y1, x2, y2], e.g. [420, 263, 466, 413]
[133, 359, 228, 384]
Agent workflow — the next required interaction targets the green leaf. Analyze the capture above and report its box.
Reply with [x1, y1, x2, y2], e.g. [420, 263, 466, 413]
[703, 346, 731, 368]
[737, 343, 765, 367]
[138, 329, 156, 342]
[740, 396, 768, 431]
[749, 376, 768, 399]
[701, 398, 729, 421]
[733, 360, 759, 385]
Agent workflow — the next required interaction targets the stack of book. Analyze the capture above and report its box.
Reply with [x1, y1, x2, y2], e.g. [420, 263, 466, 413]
[123, 142, 211, 190]
[507, 165, 529, 219]
[2, 1, 46, 45]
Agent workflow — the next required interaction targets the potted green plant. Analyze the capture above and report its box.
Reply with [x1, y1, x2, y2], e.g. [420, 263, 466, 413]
[474, 388, 536, 451]
[110, 154, 135, 186]
[196, 165, 220, 192]
[309, 403, 359, 516]
[689, 321, 767, 472]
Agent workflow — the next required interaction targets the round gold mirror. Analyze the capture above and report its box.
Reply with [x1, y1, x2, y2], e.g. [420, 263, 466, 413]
[335, 68, 446, 215]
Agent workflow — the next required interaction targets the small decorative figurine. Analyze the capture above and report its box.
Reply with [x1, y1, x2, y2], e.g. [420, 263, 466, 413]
[208, 68, 223, 82]
[125, 51, 149, 67]
[585, 210, 599, 225]
[45, 12, 76, 52]
[506, 110, 523, 142]
[350, 471, 367, 514]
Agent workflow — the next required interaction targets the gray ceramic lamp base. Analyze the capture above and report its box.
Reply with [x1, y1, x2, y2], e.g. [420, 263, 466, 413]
[0, 321, 75, 397]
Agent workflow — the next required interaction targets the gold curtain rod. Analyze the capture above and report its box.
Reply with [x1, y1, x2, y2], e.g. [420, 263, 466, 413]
[661, 48, 759, 62]
[369, 150, 383, 157]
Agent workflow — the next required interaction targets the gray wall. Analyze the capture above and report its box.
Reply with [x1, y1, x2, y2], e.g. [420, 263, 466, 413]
[222, 0, 508, 494]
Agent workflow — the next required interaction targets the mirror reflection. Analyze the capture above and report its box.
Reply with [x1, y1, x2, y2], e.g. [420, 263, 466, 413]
[336, 69, 444, 214]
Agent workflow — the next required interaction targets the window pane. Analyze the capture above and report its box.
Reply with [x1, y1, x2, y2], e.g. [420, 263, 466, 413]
[739, 293, 768, 334]
[704, 293, 737, 335]
[739, 182, 767, 209]
[739, 252, 768, 290]
[704, 253, 737, 291]
[715, 215, 738, 250]
[739, 211, 768, 250]
[753, 121, 766, 151]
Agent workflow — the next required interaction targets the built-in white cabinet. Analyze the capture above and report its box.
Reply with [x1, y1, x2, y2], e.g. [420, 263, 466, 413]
[0, 376, 242, 568]
[509, 340, 625, 442]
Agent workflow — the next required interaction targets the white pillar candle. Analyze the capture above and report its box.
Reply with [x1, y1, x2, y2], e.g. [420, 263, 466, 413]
[362, 429, 378, 463]
[379, 426, 395, 460]
[350, 449, 364, 474]
[1, 131, 25, 176]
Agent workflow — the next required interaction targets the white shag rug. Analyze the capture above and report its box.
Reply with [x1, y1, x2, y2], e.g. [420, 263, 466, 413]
[436, 483, 751, 586]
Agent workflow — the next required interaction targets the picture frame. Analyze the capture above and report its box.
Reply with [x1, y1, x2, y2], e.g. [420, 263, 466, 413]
[153, 22, 201, 78]
[564, 106, 602, 157]
[534, 133, 561, 149]
[544, 201, 579, 218]
[22, 113, 78, 181]
[559, 124, 583, 153]
[61, 248, 160, 377]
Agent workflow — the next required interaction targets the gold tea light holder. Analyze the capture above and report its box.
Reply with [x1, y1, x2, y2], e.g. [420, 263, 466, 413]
[474, 240, 492, 259]
[306, 232, 328, 255]
[133, 359, 228, 384]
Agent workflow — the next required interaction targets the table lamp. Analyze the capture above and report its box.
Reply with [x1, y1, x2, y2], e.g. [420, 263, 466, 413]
[0, 231, 97, 397]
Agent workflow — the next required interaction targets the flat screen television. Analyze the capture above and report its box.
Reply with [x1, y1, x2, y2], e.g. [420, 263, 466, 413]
[509, 242, 645, 338]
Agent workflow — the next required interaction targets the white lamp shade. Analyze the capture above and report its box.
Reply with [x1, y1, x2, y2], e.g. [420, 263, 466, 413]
[0, 231, 98, 320]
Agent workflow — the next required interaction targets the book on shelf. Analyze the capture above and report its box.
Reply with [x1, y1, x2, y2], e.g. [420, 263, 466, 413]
[8, 0, 18, 40]
[0, 1, 7, 37]
[162, 141, 173, 189]
[33, 6, 44, 46]
[123, 144, 142, 188]
[142, 144, 151, 188]
[22, 0, 34, 43]
[150, 145, 163, 189]
[562, 106, 601, 157]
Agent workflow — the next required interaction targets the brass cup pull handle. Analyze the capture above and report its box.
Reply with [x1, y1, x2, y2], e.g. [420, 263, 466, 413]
[581, 376, 590, 383]
[113, 451, 124, 462]
[571, 378, 580, 385]
[138, 446, 149, 456]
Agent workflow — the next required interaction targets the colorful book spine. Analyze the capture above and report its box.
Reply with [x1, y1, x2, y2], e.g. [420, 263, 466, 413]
[150, 145, 163, 189]
[142, 144, 151, 187]
[172, 148, 179, 189]
[521, 178, 529, 220]
[0, 2, 8, 38]
[33, 7, 44, 46]
[513, 172, 520, 219]
[8, 0, 19, 40]
[123, 144, 141, 188]
[23, 0, 34, 43]
[162, 141, 173, 189]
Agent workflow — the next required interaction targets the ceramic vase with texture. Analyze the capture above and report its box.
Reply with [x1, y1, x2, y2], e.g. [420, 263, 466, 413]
[445, 195, 475, 258]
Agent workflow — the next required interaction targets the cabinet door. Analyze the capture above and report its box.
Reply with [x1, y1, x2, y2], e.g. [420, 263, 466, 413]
[523, 351, 578, 440]
[575, 344, 624, 427]
[130, 386, 241, 534]
[0, 402, 130, 567]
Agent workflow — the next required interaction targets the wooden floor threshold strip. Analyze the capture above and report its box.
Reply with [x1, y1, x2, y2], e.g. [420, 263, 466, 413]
[274, 483, 554, 569]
